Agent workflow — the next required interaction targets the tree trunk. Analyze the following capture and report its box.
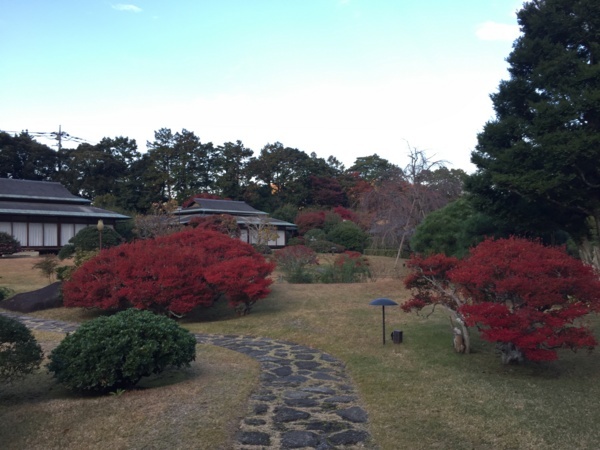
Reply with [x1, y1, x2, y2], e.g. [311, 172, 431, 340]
[579, 238, 600, 270]
[448, 310, 471, 354]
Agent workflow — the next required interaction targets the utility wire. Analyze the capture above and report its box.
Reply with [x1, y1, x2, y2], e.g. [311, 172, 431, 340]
[0, 126, 91, 150]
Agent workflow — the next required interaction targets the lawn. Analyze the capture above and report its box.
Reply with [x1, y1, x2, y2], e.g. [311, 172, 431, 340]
[2, 254, 600, 449]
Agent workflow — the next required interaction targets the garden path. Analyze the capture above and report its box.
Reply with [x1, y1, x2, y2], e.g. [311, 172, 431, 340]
[1, 312, 376, 450]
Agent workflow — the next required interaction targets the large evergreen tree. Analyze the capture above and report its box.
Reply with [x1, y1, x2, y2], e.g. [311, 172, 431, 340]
[468, 0, 600, 241]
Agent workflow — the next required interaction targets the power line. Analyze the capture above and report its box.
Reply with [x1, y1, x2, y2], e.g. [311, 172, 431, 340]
[0, 125, 91, 150]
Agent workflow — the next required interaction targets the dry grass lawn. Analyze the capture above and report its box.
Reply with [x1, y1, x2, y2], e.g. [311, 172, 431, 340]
[2, 253, 600, 449]
[0, 331, 259, 450]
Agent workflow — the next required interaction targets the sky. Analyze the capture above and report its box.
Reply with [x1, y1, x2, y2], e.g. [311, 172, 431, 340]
[0, 1, 523, 173]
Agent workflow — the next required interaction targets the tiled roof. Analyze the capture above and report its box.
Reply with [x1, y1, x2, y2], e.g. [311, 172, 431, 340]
[0, 178, 89, 204]
[176, 213, 296, 228]
[179, 198, 267, 216]
[0, 200, 130, 219]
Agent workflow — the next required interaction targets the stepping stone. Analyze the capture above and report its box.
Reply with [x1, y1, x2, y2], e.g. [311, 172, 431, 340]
[237, 431, 271, 446]
[328, 430, 370, 446]
[284, 397, 319, 407]
[324, 395, 356, 403]
[335, 406, 368, 423]
[306, 421, 349, 433]
[295, 361, 321, 370]
[302, 386, 336, 395]
[272, 366, 293, 377]
[281, 430, 320, 448]
[274, 407, 310, 423]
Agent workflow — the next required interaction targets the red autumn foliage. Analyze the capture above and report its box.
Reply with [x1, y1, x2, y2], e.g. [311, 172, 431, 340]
[404, 237, 600, 362]
[294, 210, 326, 235]
[188, 214, 239, 238]
[275, 245, 319, 269]
[63, 228, 275, 317]
[334, 251, 368, 268]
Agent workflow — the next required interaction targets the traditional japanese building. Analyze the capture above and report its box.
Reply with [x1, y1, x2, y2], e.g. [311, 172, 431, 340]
[174, 197, 296, 248]
[0, 178, 129, 251]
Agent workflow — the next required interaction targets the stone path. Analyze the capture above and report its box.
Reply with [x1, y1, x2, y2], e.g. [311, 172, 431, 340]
[1, 312, 376, 449]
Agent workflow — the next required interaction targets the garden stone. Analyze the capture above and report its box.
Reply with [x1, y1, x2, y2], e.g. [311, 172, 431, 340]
[281, 430, 320, 448]
[335, 406, 368, 423]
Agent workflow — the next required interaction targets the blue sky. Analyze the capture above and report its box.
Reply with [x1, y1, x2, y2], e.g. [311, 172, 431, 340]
[1, 1, 522, 172]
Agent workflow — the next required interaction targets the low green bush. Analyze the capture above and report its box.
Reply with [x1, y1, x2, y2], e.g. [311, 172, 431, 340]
[275, 245, 318, 283]
[47, 309, 196, 393]
[0, 315, 43, 382]
[0, 232, 21, 256]
[326, 221, 369, 252]
[71, 225, 122, 252]
[317, 251, 371, 283]
[56, 249, 99, 281]
[57, 243, 75, 260]
[307, 239, 345, 254]
[304, 228, 327, 242]
[0, 286, 14, 301]
[252, 243, 273, 255]
[287, 236, 305, 246]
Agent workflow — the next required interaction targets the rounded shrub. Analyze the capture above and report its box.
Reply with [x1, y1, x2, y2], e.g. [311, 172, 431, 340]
[0, 286, 14, 301]
[57, 243, 75, 260]
[307, 239, 345, 254]
[304, 228, 327, 242]
[47, 309, 196, 393]
[69, 225, 123, 252]
[0, 315, 43, 382]
[0, 232, 21, 256]
[326, 221, 369, 252]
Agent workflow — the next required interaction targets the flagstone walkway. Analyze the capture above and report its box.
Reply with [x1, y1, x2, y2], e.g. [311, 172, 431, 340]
[1, 312, 376, 449]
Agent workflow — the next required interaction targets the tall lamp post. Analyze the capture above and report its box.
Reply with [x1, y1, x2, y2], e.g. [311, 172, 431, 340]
[97, 219, 104, 250]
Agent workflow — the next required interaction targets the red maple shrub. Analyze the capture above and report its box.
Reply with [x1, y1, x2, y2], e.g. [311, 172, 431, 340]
[404, 237, 600, 363]
[333, 206, 357, 222]
[62, 228, 275, 317]
[188, 214, 239, 238]
[294, 211, 326, 235]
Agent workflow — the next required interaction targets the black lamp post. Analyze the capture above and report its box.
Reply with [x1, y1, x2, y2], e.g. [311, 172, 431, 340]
[369, 297, 398, 345]
[97, 219, 104, 250]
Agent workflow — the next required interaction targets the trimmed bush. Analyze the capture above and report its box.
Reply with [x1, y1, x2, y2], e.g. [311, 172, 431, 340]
[307, 239, 345, 254]
[57, 243, 76, 260]
[47, 309, 196, 393]
[0, 232, 20, 256]
[326, 221, 369, 252]
[70, 225, 122, 252]
[0, 315, 43, 382]
[304, 228, 327, 242]
[0, 286, 14, 301]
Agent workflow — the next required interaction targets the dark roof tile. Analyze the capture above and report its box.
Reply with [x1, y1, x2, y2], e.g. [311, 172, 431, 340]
[0, 178, 88, 203]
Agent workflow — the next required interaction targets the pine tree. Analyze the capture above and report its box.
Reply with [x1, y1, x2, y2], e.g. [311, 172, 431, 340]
[468, 0, 600, 242]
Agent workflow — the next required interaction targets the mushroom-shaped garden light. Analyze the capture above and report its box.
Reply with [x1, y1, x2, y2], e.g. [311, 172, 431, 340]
[369, 298, 398, 345]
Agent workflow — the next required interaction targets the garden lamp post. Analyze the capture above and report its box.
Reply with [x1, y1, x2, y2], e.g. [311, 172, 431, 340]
[369, 298, 398, 345]
[97, 219, 104, 250]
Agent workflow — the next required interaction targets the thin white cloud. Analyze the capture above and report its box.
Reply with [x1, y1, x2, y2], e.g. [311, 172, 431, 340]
[112, 4, 142, 13]
[476, 21, 520, 42]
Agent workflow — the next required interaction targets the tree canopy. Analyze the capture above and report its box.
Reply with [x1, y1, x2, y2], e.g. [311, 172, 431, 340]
[468, 0, 600, 241]
[404, 237, 600, 363]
